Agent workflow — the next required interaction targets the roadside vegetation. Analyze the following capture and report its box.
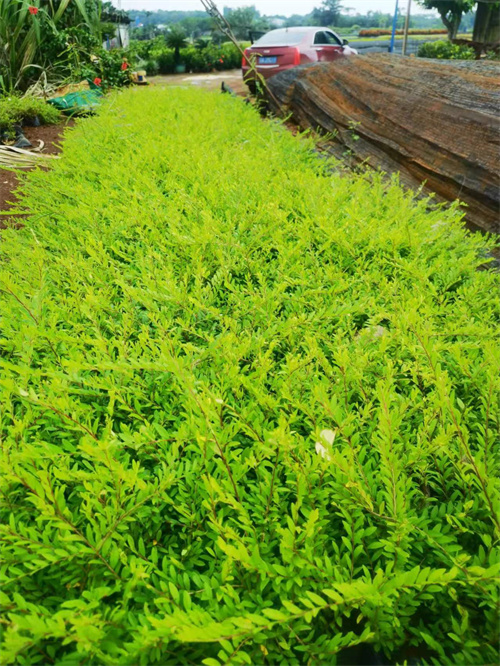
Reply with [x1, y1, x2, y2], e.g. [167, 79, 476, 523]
[0, 0, 131, 92]
[131, 38, 248, 76]
[1, 88, 499, 666]
[417, 39, 477, 59]
[1, 0, 497, 98]
[358, 28, 447, 36]
[129, 1, 497, 46]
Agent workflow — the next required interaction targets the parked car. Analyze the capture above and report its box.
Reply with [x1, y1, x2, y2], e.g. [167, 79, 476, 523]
[242, 27, 358, 93]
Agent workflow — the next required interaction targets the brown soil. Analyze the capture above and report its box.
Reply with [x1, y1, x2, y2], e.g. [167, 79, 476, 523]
[0, 120, 74, 227]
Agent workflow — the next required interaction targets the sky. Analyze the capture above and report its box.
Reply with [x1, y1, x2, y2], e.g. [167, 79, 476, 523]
[118, 0, 430, 17]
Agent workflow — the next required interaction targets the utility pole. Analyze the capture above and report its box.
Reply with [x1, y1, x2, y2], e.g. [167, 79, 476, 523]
[389, 0, 399, 53]
[402, 0, 412, 55]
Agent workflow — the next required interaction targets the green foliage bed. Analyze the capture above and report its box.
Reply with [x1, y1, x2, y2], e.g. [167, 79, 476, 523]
[417, 40, 476, 60]
[0, 95, 61, 131]
[0, 88, 499, 666]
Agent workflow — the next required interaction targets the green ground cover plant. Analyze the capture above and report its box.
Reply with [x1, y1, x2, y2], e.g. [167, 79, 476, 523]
[0, 94, 61, 131]
[0, 88, 499, 665]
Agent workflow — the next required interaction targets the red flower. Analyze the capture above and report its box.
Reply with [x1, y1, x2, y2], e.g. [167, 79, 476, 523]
[121, 62, 128, 70]
[28, 5, 38, 14]
[93, 77, 102, 86]
[219, 58, 224, 63]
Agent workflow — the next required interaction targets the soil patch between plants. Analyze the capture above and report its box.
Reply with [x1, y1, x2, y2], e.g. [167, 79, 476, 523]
[0, 121, 74, 227]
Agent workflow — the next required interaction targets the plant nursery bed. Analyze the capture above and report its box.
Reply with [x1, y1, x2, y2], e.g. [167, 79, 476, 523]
[0, 88, 499, 666]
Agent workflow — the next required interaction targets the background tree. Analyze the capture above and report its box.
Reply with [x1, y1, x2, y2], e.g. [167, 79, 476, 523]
[311, 0, 344, 26]
[285, 13, 313, 26]
[222, 5, 269, 40]
[165, 26, 187, 64]
[417, 0, 474, 38]
[473, 0, 500, 41]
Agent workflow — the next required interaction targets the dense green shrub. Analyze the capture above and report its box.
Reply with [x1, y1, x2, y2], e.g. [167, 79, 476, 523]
[0, 88, 499, 666]
[0, 0, 101, 91]
[485, 49, 500, 60]
[70, 47, 133, 90]
[144, 59, 160, 76]
[129, 36, 166, 61]
[417, 40, 476, 59]
[0, 94, 61, 130]
[181, 42, 243, 72]
[220, 41, 244, 69]
[156, 49, 176, 74]
[132, 37, 246, 75]
[42, 25, 103, 81]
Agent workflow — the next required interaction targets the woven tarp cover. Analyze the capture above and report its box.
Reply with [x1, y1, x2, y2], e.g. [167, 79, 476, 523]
[47, 85, 103, 116]
[266, 55, 500, 234]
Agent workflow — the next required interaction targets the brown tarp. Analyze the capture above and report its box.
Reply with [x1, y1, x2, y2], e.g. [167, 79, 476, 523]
[266, 55, 500, 234]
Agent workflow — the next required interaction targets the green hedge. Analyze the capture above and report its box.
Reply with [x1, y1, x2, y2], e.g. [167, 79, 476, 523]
[359, 28, 447, 37]
[417, 40, 476, 59]
[0, 88, 499, 666]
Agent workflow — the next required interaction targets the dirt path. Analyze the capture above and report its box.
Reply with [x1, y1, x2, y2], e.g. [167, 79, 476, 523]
[149, 69, 248, 96]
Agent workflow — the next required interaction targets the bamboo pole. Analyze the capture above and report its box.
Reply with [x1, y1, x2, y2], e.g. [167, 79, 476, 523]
[402, 0, 412, 56]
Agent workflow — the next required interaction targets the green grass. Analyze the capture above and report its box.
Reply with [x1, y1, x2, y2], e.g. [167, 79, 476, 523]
[0, 94, 61, 130]
[0, 88, 499, 666]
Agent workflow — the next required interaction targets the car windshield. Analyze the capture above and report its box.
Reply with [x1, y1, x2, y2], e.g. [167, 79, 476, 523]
[253, 30, 307, 46]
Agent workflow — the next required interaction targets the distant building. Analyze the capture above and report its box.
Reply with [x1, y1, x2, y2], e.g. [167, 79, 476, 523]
[103, 24, 130, 50]
[102, 7, 131, 50]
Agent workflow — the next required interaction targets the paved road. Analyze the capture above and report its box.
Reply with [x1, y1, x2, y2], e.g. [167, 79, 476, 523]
[349, 39, 423, 54]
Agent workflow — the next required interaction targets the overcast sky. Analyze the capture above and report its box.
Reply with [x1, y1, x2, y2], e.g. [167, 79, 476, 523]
[119, 0, 431, 17]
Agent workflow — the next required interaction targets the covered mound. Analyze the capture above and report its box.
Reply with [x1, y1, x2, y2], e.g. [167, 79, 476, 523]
[267, 55, 500, 234]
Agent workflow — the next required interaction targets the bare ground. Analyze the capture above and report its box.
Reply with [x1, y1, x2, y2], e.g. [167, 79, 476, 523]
[0, 121, 74, 227]
[149, 69, 249, 96]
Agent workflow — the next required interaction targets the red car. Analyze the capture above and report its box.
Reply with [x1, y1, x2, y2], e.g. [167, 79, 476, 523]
[242, 27, 357, 93]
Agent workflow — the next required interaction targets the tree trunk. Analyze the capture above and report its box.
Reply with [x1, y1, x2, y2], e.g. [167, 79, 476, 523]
[484, 2, 500, 42]
[450, 11, 462, 38]
[473, 2, 491, 41]
[439, 8, 462, 39]
[266, 56, 500, 234]
[473, 2, 500, 43]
